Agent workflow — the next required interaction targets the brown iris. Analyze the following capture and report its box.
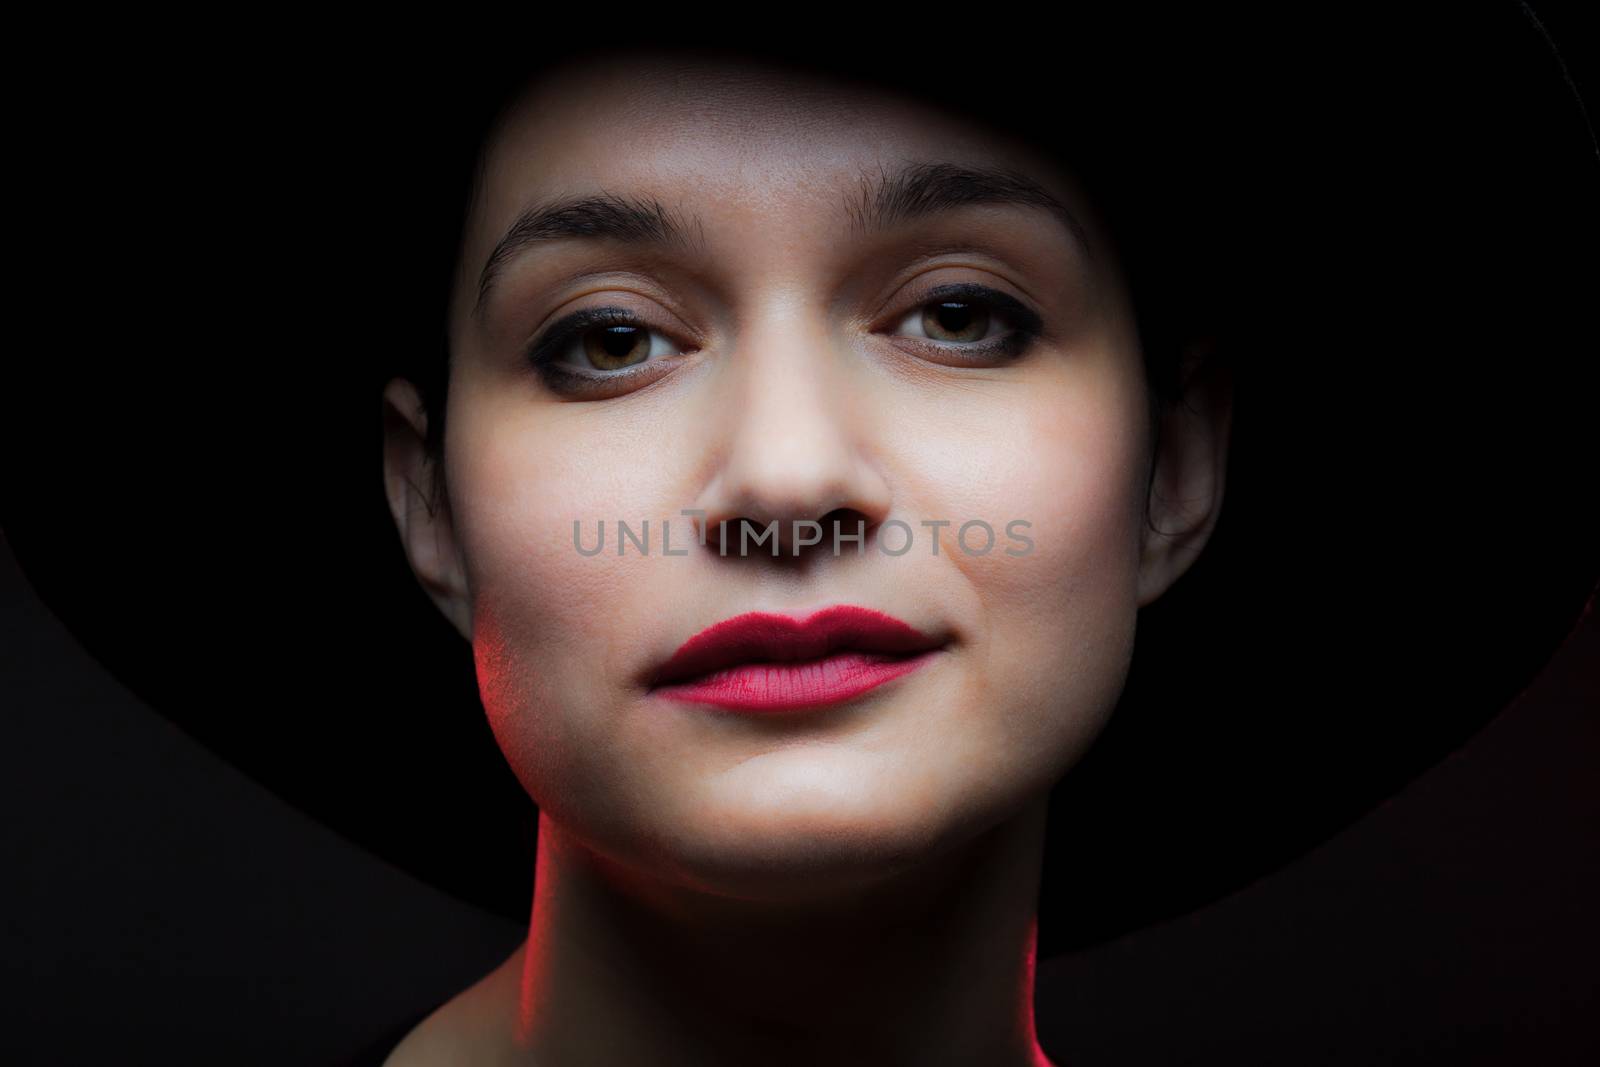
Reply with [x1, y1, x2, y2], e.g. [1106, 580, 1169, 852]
[585, 325, 652, 370]
[922, 300, 990, 343]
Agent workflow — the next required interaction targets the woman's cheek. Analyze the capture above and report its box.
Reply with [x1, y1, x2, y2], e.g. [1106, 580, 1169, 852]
[446, 412, 625, 804]
[952, 379, 1147, 779]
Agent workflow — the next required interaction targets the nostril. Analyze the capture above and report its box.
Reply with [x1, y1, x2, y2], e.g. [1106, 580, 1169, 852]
[822, 507, 875, 551]
[706, 516, 788, 558]
[704, 509, 878, 558]
[718, 517, 770, 557]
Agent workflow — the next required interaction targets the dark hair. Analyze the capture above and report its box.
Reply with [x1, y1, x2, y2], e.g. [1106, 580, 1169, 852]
[388, 30, 1245, 531]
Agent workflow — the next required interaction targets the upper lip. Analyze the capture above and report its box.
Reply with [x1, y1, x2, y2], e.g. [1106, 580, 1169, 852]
[646, 604, 947, 689]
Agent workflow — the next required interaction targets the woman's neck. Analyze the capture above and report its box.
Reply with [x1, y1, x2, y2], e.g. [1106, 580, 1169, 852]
[485, 799, 1057, 1066]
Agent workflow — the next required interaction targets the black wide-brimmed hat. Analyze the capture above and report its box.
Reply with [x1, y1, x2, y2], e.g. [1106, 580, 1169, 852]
[7, 8, 1597, 961]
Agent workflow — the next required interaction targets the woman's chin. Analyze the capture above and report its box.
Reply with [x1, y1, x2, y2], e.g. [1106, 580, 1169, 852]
[620, 759, 1007, 904]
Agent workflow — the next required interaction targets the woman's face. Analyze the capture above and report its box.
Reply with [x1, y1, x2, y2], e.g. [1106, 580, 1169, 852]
[389, 53, 1216, 898]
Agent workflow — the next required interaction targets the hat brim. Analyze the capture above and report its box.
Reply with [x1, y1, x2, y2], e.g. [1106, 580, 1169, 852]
[7, 10, 1598, 958]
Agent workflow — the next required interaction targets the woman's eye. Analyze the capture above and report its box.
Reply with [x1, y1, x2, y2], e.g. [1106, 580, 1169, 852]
[888, 283, 1044, 361]
[574, 322, 666, 370]
[524, 307, 691, 397]
[901, 300, 993, 343]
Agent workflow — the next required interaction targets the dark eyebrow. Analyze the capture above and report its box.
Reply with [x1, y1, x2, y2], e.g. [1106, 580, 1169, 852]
[474, 161, 1089, 321]
[848, 160, 1092, 254]
[474, 193, 701, 320]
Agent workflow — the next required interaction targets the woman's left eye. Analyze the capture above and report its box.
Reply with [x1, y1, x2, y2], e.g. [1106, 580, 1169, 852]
[888, 283, 1044, 361]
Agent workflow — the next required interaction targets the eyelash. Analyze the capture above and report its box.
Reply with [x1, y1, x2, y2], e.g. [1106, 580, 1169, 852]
[523, 283, 1044, 396]
[887, 282, 1044, 361]
[524, 307, 679, 396]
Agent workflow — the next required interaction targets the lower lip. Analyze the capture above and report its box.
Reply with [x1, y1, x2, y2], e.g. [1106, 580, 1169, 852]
[649, 648, 943, 713]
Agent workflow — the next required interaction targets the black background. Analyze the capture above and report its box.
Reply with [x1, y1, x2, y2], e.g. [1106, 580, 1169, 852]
[5, 8, 1597, 1065]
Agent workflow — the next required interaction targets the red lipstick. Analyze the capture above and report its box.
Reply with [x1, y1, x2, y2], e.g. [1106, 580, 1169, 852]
[646, 604, 946, 713]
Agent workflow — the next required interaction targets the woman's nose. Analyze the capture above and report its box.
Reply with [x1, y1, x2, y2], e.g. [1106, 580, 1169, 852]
[689, 319, 892, 560]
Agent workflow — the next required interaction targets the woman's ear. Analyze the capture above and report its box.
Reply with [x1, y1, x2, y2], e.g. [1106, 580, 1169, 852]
[382, 378, 473, 641]
[1137, 343, 1235, 607]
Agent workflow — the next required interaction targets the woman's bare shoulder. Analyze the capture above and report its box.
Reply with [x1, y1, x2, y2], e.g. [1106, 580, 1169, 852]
[382, 942, 526, 1066]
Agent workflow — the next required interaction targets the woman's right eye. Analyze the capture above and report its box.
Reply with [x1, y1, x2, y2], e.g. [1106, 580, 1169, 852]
[524, 307, 692, 397]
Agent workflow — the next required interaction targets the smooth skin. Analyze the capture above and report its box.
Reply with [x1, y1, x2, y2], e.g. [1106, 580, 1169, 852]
[382, 50, 1231, 1067]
